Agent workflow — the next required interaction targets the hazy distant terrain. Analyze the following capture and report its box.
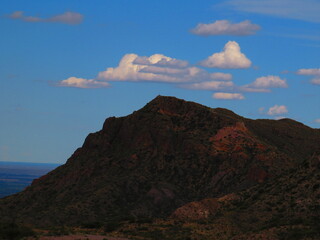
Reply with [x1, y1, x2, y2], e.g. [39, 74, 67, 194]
[0, 162, 60, 198]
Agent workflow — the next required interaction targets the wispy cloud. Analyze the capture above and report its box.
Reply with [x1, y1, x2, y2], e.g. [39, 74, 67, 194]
[191, 20, 260, 36]
[199, 41, 251, 69]
[58, 77, 110, 88]
[296, 68, 320, 85]
[242, 75, 288, 92]
[7, 11, 83, 25]
[224, 0, 320, 23]
[182, 81, 234, 91]
[213, 92, 245, 100]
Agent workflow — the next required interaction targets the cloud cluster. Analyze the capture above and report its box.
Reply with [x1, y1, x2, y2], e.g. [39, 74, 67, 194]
[213, 92, 245, 100]
[56, 40, 290, 101]
[191, 20, 261, 36]
[58, 41, 251, 90]
[8, 11, 83, 25]
[297, 68, 320, 85]
[199, 41, 251, 69]
[267, 105, 288, 115]
[97, 53, 230, 83]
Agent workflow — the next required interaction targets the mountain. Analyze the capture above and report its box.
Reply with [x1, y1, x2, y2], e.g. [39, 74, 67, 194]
[0, 96, 319, 234]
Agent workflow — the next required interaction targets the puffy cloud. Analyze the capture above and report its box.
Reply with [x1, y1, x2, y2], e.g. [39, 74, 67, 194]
[59, 54, 236, 88]
[133, 55, 189, 68]
[267, 105, 288, 115]
[98, 53, 226, 83]
[248, 75, 288, 88]
[58, 77, 110, 88]
[191, 20, 260, 36]
[199, 41, 251, 69]
[7, 11, 83, 25]
[297, 68, 320, 85]
[182, 81, 234, 90]
[98, 54, 187, 82]
[213, 92, 245, 100]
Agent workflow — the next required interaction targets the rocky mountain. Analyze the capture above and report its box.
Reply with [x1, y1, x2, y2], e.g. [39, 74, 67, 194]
[0, 96, 319, 235]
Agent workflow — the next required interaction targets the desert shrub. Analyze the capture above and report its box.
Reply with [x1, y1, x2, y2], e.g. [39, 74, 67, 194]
[46, 225, 70, 236]
[104, 220, 121, 232]
[0, 222, 35, 240]
[81, 221, 102, 229]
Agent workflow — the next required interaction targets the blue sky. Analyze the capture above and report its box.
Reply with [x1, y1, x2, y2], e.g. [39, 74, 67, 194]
[1, 0, 319, 163]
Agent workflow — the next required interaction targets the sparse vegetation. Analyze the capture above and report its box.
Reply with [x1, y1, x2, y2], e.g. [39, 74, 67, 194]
[0, 222, 35, 240]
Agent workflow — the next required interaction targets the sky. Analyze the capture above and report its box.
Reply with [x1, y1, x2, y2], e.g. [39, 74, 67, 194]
[0, 0, 319, 164]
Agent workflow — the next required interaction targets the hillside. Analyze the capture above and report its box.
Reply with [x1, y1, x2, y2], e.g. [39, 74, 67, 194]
[0, 96, 319, 236]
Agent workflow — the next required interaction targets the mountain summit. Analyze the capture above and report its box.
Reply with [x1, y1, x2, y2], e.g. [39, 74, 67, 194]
[0, 96, 319, 228]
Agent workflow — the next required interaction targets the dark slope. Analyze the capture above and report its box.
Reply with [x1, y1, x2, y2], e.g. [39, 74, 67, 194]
[0, 96, 319, 227]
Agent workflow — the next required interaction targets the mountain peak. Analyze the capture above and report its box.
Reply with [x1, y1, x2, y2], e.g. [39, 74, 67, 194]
[141, 95, 211, 117]
[144, 95, 198, 109]
[1, 96, 319, 228]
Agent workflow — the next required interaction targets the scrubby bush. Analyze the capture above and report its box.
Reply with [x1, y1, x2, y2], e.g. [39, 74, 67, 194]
[0, 222, 35, 240]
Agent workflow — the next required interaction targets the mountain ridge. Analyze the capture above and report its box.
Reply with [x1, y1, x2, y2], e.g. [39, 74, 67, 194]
[0, 96, 319, 233]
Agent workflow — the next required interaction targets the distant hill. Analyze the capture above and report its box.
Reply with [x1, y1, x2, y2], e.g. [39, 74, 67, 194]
[0, 162, 60, 198]
[0, 96, 319, 239]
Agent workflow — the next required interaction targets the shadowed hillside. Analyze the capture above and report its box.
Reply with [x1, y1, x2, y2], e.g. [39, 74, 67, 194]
[0, 96, 319, 235]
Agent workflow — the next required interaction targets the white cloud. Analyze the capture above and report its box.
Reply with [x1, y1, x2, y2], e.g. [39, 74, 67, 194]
[191, 20, 260, 36]
[182, 81, 234, 90]
[210, 72, 232, 81]
[240, 86, 271, 93]
[296, 68, 320, 85]
[297, 68, 320, 75]
[133, 55, 189, 68]
[58, 77, 110, 88]
[267, 105, 288, 115]
[98, 53, 227, 83]
[314, 119, 320, 124]
[199, 41, 251, 69]
[248, 75, 288, 88]
[213, 92, 245, 100]
[8, 11, 83, 24]
[98, 54, 188, 82]
[311, 78, 320, 85]
[224, 0, 320, 23]
[59, 54, 236, 88]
